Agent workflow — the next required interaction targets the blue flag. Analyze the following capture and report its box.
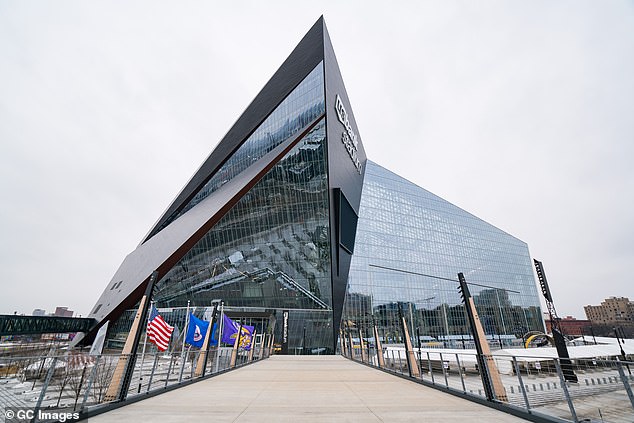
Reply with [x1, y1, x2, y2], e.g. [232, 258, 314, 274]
[221, 314, 254, 350]
[185, 313, 209, 348]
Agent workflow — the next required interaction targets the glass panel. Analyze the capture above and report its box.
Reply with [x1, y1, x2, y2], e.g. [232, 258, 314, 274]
[152, 63, 325, 237]
[152, 118, 333, 350]
[342, 160, 544, 348]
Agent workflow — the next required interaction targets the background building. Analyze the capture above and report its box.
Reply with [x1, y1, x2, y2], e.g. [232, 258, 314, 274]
[77, 18, 545, 353]
[544, 315, 591, 337]
[53, 306, 74, 317]
[584, 297, 634, 337]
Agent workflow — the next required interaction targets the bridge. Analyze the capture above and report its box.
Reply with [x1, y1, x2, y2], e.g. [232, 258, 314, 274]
[0, 315, 96, 336]
[89, 355, 527, 422]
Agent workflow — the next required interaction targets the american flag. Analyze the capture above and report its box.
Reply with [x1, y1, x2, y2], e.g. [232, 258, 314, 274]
[147, 305, 174, 352]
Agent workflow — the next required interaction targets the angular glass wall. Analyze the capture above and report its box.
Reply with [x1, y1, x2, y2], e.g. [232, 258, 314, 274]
[149, 64, 326, 238]
[343, 161, 544, 348]
[152, 115, 334, 351]
[108, 62, 333, 352]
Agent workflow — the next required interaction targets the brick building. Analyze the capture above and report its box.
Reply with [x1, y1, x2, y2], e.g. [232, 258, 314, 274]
[545, 315, 591, 336]
[584, 297, 634, 338]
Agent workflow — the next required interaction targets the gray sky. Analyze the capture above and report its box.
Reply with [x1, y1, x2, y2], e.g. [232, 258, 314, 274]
[1, 1, 632, 319]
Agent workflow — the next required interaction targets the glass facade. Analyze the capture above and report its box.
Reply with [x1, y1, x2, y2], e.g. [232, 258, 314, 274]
[150, 64, 326, 238]
[147, 63, 334, 352]
[93, 22, 547, 356]
[342, 161, 544, 347]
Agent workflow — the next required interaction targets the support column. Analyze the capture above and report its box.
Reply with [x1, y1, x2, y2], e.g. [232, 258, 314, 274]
[248, 330, 257, 362]
[347, 326, 354, 359]
[195, 304, 219, 377]
[458, 272, 508, 402]
[339, 329, 347, 356]
[398, 305, 420, 378]
[230, 323, 243, 368]
[359, 328, 367, 363]
[104, 272, 158, 402]
[373, 323, 385, 368]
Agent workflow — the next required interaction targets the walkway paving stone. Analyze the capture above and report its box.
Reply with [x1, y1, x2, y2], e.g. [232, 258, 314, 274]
[91, 355, 528, 422]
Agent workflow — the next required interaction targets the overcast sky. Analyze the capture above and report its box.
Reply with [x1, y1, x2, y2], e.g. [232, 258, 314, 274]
[1, 1, 632, 319]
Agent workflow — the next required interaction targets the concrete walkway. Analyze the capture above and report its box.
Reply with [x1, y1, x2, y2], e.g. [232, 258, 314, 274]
[91, 356, 528, 422]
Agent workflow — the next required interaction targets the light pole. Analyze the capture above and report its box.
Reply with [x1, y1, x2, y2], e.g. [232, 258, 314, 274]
[614, 327, 631, 375]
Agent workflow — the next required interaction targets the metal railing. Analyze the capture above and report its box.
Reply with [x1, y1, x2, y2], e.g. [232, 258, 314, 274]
[346, 344, 634, 423]
[0, 343, 269, 422]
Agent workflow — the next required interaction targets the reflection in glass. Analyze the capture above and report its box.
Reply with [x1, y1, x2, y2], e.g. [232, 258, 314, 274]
[151, 63, 326, 237]
[342, 161, 544, 348]
[153, 118, 333, 350]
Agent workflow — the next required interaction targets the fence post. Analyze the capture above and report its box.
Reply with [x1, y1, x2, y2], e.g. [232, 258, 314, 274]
[616, 358, 634, 412]
[80, 355, 101, 411]
[33, 356, 58, 419]
[417, 328, 424, 380]
[178, 348, 187, 383]
[456, 353, 466, 393]
[512, 356, 531, 411]
[427, 352, 435, 384]
[347, 329, 354, 359]
[165, 354, 174, 388]
[146, 354, 159, 393]
[440, 352, 448, 387]
[190, 351, 197, 377]
[554, 358, 578, 422]
[373, 323, 385, 368]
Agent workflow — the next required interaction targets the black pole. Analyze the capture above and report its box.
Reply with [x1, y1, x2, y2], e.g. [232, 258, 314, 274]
[236, 322, 243, 361]
[201, 304, 219, 377]
[614, 327, 626, 357]
[613, 327, 631, 372]
[458, 272, 495, 402]
[397, 304, 416, 377]
[118, 271, 158, 402]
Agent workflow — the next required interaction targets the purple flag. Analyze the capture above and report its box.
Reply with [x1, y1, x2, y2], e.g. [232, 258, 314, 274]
[221, 314, 254, 350]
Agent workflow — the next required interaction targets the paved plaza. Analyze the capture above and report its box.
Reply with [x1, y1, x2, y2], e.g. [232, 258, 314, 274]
[90, 355, 528, 422]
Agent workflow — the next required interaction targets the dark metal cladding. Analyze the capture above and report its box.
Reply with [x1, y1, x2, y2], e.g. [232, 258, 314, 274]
[143, 17, 327, 243]
[322, 20, 367, 350]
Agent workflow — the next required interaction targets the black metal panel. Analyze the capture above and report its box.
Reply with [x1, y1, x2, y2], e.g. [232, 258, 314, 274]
[322, 20, 367, 349]
[0, 315, 97, 336]
[144, 17, 326, 243]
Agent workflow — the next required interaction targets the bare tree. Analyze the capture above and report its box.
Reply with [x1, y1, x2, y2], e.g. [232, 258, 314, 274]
[54, 362, 74, 408]
[67, 365, 88, 411]
[91, 357, 116, 403]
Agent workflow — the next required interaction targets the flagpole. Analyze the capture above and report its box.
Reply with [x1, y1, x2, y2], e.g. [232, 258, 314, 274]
[137, 301, 152, 393]
[181, 300, 190, 364]
[215, 302, 224, 374]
